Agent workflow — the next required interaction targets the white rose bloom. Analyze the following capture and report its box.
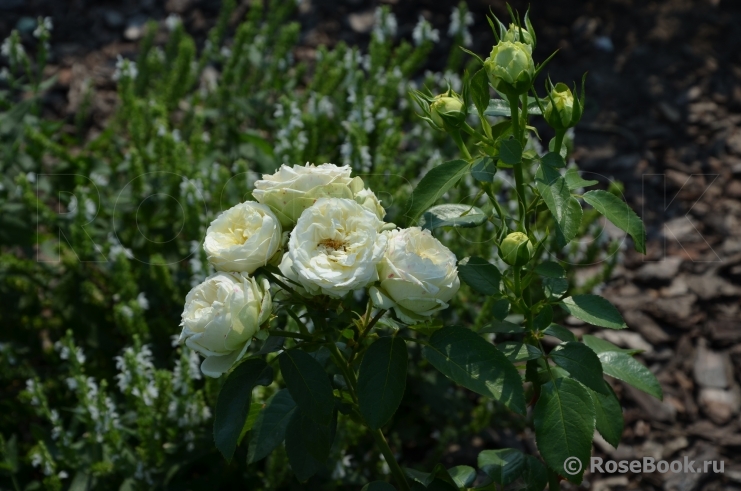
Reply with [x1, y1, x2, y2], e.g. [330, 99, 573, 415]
[252, 163, 367, 226]
[370, 227, 460, 324]
[203, 201, 281, 274]
[179, 272, 271, 377]
[285, 197, 387, 298]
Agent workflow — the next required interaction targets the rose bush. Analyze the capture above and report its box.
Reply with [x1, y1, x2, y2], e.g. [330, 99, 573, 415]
[169, 8, 656, 489]
[5, 4, 661, 489]
[179, 272, 271, 377]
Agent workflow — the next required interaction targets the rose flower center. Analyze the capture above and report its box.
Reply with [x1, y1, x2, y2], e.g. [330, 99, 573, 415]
[318, 238, 346, 252]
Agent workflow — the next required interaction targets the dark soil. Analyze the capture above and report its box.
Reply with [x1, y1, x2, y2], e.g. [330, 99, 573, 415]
[3, 0, 741, 489]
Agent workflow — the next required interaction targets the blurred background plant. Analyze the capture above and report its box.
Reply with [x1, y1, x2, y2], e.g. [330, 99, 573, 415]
[0, 1, 625, 489]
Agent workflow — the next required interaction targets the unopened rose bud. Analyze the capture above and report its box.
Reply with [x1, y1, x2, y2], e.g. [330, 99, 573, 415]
[430, 94, 464, 128]
[499, 232, 533, 267]
[544, 82, 583, 130]
[502, 24, 534, 48]
[484, 41, 535, 97]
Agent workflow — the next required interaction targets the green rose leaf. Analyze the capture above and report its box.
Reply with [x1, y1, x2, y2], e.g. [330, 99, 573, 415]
[483, 97, 543, 117]
[550, 342, 609, 394]
[541, 151, 566, 169]
[564, 168, 598, 190]
[405, 464, 458, 489]
[534, 261, 565, 278]
[533, 305, 553, 331]
[499, 138, 523, 165]
[582, 190, 647, 253]
[298, 407, 336, 461]
[582, 334, 642, 355]
[543, 276, 569, 300]
[521, 455, 549, 491]
[490, 119, 513, 140]
[358, 337, 408, 430]
[497, 341, 542, 362]
[535, 261, 569, 300]
[483, 98, 512, 117]
[213, 358, 273, 461]
[405, 467, 433, 486]
[419, 204, 487, 230]
[408, 319, 444, 337]
[589, 381, 624, 448]
[536, 164, 582, 244]
[492, 298, 511, 320]
[479, 319, 523, 335]
[556, 197, 583, 247]
[237, 403, 263, 445]
[406, 159, 470, 224]
[247, 389, 297, 464]
[457, 256, 502, 296]
[423, 326, 525, 414]
[560, 295, 626, 329]
[470, 68, 490, 116]
[535, 365, 571, 385]
[542, 324, 577, 342]
[449, 465, 476, 488]
[598, 351, 663, 400]
[285, 408, 336, 481]
[471, 157, 497, 182]
[257, 335, 285, 355]
[428, 464, 459, 490]
[534, 378, 595, 484]
[279, 349, 335, 425]
[478, 448, 526, 485]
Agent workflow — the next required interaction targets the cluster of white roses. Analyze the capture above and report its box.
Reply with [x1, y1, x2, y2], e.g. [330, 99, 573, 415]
[179, 163, 460, 377]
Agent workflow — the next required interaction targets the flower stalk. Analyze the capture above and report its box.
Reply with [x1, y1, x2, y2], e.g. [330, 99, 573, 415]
[508, 96, 528, 231]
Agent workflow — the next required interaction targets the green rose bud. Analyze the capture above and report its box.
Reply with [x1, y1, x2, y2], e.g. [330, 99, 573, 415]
[499, 232, 533, 267]
[544, 82, 583, 130]
[502, 24, 534, 48]
[484, 41, 535, 97]
[429, 93, 464, 129]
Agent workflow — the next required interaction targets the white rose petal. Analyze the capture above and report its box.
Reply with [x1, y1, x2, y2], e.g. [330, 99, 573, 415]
[374, 227, 460, 323]
[204, 201, 281, 274]
[179, 272, 271, 377]
[285, 198, 387, 298]
[354, 188, 386, 220]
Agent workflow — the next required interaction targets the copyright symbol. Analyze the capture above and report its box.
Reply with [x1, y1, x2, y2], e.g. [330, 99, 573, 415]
[564, 456, 582, 475]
